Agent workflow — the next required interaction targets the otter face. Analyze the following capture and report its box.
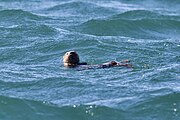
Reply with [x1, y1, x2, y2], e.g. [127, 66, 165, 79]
[63, 51, 80, 67]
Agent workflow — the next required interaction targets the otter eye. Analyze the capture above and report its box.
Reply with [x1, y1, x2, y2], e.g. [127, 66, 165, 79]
[66, 53, 69, 55]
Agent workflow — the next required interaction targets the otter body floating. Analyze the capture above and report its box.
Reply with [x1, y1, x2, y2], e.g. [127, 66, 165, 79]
[63, 51, 132, 69]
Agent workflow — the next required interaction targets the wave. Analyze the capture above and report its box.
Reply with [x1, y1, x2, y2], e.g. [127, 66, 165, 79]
[128, 92, 180, 119]
[46, 1, 115, 16]
[1, 92, 179, 120]
[111, 10, 180, 20]
[0, 95, 56, 119]
[0, 9, 46, 21]
[0, 24, 57, 63]
[150, 0, 180, 5]
[120, 0, 180, 6]
[71, 12, 180, 39]
[0, 24, 56, 37]
[0, 95, 126, 120]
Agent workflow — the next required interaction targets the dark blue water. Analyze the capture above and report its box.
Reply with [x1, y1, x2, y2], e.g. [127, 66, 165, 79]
[0, 0, 180, 120]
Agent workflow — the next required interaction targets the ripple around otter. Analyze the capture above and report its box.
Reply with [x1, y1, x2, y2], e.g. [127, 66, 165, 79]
[0, 0, 180, 120]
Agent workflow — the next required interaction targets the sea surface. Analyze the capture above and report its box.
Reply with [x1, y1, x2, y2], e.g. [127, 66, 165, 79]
[0, 0, 180, 120]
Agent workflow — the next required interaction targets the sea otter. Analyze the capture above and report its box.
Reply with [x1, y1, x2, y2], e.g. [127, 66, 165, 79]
[63, 51, 132, 69]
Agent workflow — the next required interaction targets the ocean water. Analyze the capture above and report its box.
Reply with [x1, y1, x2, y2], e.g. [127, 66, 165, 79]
[0, 0, 180, 120]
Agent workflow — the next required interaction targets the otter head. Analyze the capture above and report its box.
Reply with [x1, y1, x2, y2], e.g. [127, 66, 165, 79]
[63, 51, 80, 67]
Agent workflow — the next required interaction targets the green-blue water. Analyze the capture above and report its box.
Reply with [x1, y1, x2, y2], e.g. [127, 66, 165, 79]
[0, 0, 180, 120]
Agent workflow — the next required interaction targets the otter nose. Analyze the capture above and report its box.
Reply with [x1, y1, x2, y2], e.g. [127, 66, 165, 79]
[70, 51, 76, 54]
